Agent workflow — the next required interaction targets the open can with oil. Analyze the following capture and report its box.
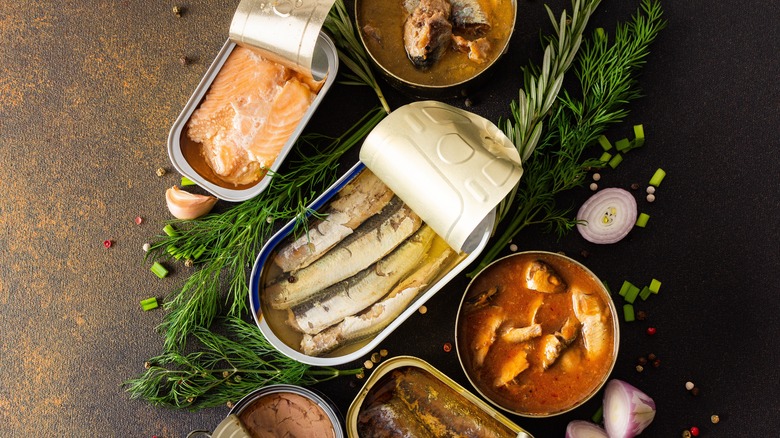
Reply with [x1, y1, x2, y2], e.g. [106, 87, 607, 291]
[187, 384, 344, 438]
[346, 356, 533, 437]
[248, 101, 524, 366]
[168, 0, 339, 202]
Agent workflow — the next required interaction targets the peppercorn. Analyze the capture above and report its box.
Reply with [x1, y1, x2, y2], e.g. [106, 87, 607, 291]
[156, 167, 166, 177]
[179, 56, 190, 65]
[184, 259, 194, 267]
[443, 342, 452, 352]
[647, 353, 657, 361]
[690, 426, 700, 436]
[691, 386, 700, 396]
[371, 352, 380, 363]
[580, 249, 590, 258]
[636, 310, 647, 321]
[681, 430, 692, 438]
[652, 358, 661, 368]
[646, 326, 657, 335]
[135, 216, 144, 225]
[592, 173, 601, 181]
[646, 193, 656, 202]
[710, 414, 719, 424]
[287, 275, 297, 283]
[638, 356, 648, 366]
[103, 239, 113, 248]
[685, 381, 695, 391]
[631, 182, 640, 190]
[363, 360, 374, 369]
[379, 349, 388, 357]
[635, 365, 644, 373]
[464, 98, 473, 108]
[144, 361, 151, 369]
[418, 305, 427, 314]
[172, 5, 183, 17]
[226, 401, 234, 409]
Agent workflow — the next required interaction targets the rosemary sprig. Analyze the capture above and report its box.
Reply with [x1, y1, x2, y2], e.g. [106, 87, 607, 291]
[324, 0, 391, 114]
[471, 0, 666, 276]
[152, 108, 387, 352]
[124, 317, 362, 410]
[496, 0, 601, 225]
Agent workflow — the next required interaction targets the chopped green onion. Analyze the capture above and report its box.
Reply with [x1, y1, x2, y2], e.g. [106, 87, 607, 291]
[598, 135, 613, 151]
[180, 176, 196, 187]
[167, 245, 182, 260]
[608, 153, 623, 169]
[624, 284, 641, 303]
[592, 405, 604, 424]
[633, 124, 645, 147]
[636, 212, 650, 228]
[151, 262, 169, 279]
[140, 297, 158, 311]
[623, 303, 635, 322]
[649, 168, 666, 187]
[615, 138, 631, 152]
[595, 27, 605, 41]
[192, 244, 207, 260]
[649, 278, 662, 293]
[639, 286, 652, 301]
[618, 280, 634, 297]
[599, 151, 613, 164]
[163, 224, 178, 237]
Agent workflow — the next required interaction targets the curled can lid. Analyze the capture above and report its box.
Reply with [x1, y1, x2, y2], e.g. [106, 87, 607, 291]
[229, 0, 336, 74]
[359, 101, 523, 253]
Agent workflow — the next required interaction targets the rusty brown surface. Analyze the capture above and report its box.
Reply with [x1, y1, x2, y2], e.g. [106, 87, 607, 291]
[0, 1, 236, 435]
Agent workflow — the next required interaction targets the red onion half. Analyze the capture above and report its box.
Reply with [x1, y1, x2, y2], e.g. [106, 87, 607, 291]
[603, 379, 656, 438]
[576, 188, 637, 244]
[565, 420, 609, 438]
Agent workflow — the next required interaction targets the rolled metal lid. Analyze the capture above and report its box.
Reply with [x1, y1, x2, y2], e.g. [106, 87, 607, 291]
[229, 0, 336, 75]
[359, 101, 523, 253]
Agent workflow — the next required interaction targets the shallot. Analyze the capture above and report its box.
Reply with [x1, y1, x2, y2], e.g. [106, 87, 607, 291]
[576, 188, 637, 244]
[566, 420, 609, 438]
[603, 379, 656, 438]
[165, 186, 217, 219]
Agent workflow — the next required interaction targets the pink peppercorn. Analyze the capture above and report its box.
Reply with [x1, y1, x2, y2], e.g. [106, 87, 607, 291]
[646, 327, 657, 335]
[690, 426, 700, 436]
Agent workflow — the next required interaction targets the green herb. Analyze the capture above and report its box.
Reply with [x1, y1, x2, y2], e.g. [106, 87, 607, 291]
[623, 303, 635, 322]
[592, 405, 604, 423]
[649, 167, 666, 186]
[149, 108, 386, 352]
[496, 0, 602, 224]
[180, 176, 196, 187]
[636, 212, 650, 228]
[471, 0, 666, 276]
[124, 317, 362, 410]
[141, 297, 159, 311]
[150, 262, 168, 279]
[324, 0, 391, 114]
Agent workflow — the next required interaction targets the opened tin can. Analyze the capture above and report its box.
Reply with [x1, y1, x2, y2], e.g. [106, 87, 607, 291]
[248, 101, 523, 366]
[346, 356, 533, 437]
[168, 0, 339, 202]
[187, 384, 344, 438]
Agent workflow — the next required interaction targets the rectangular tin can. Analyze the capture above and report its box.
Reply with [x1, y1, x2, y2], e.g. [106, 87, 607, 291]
[346, 356, 533, 437]
[167, 0, 339, 202]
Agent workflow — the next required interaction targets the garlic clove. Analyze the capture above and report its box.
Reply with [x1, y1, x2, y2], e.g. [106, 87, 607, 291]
[165, 186, 217, 219]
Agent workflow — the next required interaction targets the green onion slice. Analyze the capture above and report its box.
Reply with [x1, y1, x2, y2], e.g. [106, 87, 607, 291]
[639, 286, 652, 301]
[140, 297, 158, 311]
[576, 188, 637, 244]
[649, 278, 662, 293]
[180, 176, 196, 187]
[151, 262, 169, 279]
[635, 212, 650, 228]
[163, 224, 178, 237]
[598, 135, 613, 151]
[624, 284, 641, 303]
[623, 303, 635, 322]
[608, 153, 623, 169]
[649, 168, 666, 187]
[615, 138, 631, 152]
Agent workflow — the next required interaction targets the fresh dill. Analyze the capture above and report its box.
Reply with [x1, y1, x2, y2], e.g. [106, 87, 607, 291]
[151, 108, 387, 352]
[324, 0, 391, 114]
[470, 0, 667, 276]
[124, 317, 362, 410]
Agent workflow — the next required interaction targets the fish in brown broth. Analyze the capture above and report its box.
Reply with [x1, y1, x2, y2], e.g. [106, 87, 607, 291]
[572, 288, 610, 358]
[403, 0, 453, 69]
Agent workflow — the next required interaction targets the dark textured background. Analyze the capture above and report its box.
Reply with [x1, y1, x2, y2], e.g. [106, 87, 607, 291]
[1, 0, 778, 436]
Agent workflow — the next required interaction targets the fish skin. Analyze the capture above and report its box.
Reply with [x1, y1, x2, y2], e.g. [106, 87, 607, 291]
[403, 0, 453, 69]
[357, 397, 436, 438]
[572, 288, 610, 358]
[539, 317, 579, 369]
[301, 248, 455, 356]
[449, 0, 491, 36]
[525, 259, 568, 293]
[273, 170, 394, 273]
[267, 197, 421, 310]
[287, 226, 436, 334]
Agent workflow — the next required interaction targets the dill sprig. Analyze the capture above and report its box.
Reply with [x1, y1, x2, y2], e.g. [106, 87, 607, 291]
[324, 0, 391, 114]
[124, 317, 362, 410]
[152, 108, 387, 352]
[471, 0, 666, 276]
[496, 0, 601, 224]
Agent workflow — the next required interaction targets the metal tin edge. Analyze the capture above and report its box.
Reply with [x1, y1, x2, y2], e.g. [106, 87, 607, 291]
[345, 356, 533, 438]
[167, 32, 339, 202]
[248, 163, 495, 367]
[454, 251, 621, 418]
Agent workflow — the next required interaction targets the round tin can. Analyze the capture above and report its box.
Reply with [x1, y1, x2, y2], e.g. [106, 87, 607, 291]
[188, 384, 344, 438]
[454, 251, 620, 417]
